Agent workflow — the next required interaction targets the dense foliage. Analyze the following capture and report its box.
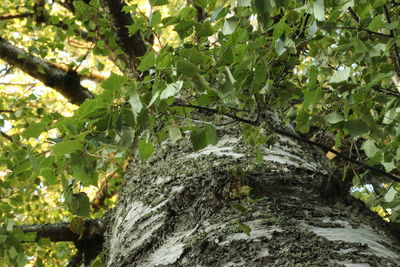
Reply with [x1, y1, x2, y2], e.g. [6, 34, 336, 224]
[1, 0, 400, 265]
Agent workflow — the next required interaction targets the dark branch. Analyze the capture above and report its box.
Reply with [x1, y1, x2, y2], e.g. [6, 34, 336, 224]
[347, 7, 360, 24]
[172, 102, 256, 124]
[17, 218, 106, 243]
[373, 86, 400, 98]
[0, 37, 94, 105]
[100, 0, 147, 78]
[0, 12, 35, 21]
[383, 4, 400, 75]
[321, 26, 391, 38]
[0, 130, 12, 141]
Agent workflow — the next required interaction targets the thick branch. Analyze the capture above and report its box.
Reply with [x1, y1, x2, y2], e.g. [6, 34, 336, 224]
[0, 37, 93, 105]
[0, 12, 35, 21]
[17, 218, 105, 242]
[100, 0, 147, 78]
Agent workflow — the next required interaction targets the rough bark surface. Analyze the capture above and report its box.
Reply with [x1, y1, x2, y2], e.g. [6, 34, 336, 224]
[105, 125, 400, 266]
[0, 37, 93, 105]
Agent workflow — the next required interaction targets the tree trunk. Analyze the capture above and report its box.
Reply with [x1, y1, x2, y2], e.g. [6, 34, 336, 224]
[104, 126, 400, 266]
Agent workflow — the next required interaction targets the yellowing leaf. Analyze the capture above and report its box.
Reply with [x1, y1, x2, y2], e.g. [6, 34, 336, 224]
[326, 146, 339, 160]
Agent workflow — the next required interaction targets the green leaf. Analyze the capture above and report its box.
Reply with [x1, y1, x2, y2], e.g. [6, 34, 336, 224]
[232, 203, 247, 213]
[255, 148, 263, 164]
[69, 193, 90, 217]
[222, 17, 237, 35]
[70, 154, 98, 186]
[274, 38, 286, 56]
[160, 81, 183, 99]
[22, 122, 47, 139]
[22, 232, 36, 242]
[204, 124, 218, 145]
[40, 168, 57, 185]
[138, 51, 156, 71]
[239, 222, 251, 236]
[28, 147, 39, 177]
[195, 21, 213, 37]
[344, 120, 369, 138]
[362, 140, 379, 158]
[180, 48, 205, 65]
[384, 186, 397, 202]
[273, 18, 289, 41]
[177, 59, 200, 77]
[324, 112, 344, 124]
[218, 47, 234, 66]
[382, 161, 396, 172]
[9, 246, 17, 259]
[367, 15, 383, 32]
[151, 10, 162, 27]
[52, 140, 83, 156]
[102, 72, 127, 90]
[190, 124, 218, 151]
[168, 126, 182, 141]
[37, 65, 46, 74]
[150, 0, 169, 6]
[138, 138, 154, 160]
[6, 219, 14, 232]
[296, 111, 311, 134]
[308, 65, 318, 88]
[129, 89, 143, 121]
[302, 88, 322, 109]
[329, 68, 350, 83]
[253, 0, 275, 14]
[314, 0, 325, 21]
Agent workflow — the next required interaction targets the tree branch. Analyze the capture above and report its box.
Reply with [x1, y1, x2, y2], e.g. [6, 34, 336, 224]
[100, 0, 147, 79]
[16, 218, 105, 243]
[0, 109, 14, 113]
[383, 4, 400, 75]
[0, 37, 94, 105]
[0, 12, 35, 21]
[0, 130, 12, 141]
[321, 26, 391, 38]
[172, 102, 256, 124]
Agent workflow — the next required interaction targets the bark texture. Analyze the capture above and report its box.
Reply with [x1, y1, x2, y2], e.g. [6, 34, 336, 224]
[0, 37, 93, 105]
[104, 125, 400, 266]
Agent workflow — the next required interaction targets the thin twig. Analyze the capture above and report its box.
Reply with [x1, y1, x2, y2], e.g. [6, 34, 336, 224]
[373, 86, 400, 98]
[270, 126, 400, 183]
[172, 102, 256, 125]
[322, 26, 391, 38]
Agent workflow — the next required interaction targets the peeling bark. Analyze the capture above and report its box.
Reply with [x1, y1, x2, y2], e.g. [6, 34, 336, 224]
[104, 126, 400, 266]
[0, 37, 93, 105]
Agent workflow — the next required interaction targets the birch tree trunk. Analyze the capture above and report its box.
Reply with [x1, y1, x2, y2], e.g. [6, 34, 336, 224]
[104, 126, 400, 266]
